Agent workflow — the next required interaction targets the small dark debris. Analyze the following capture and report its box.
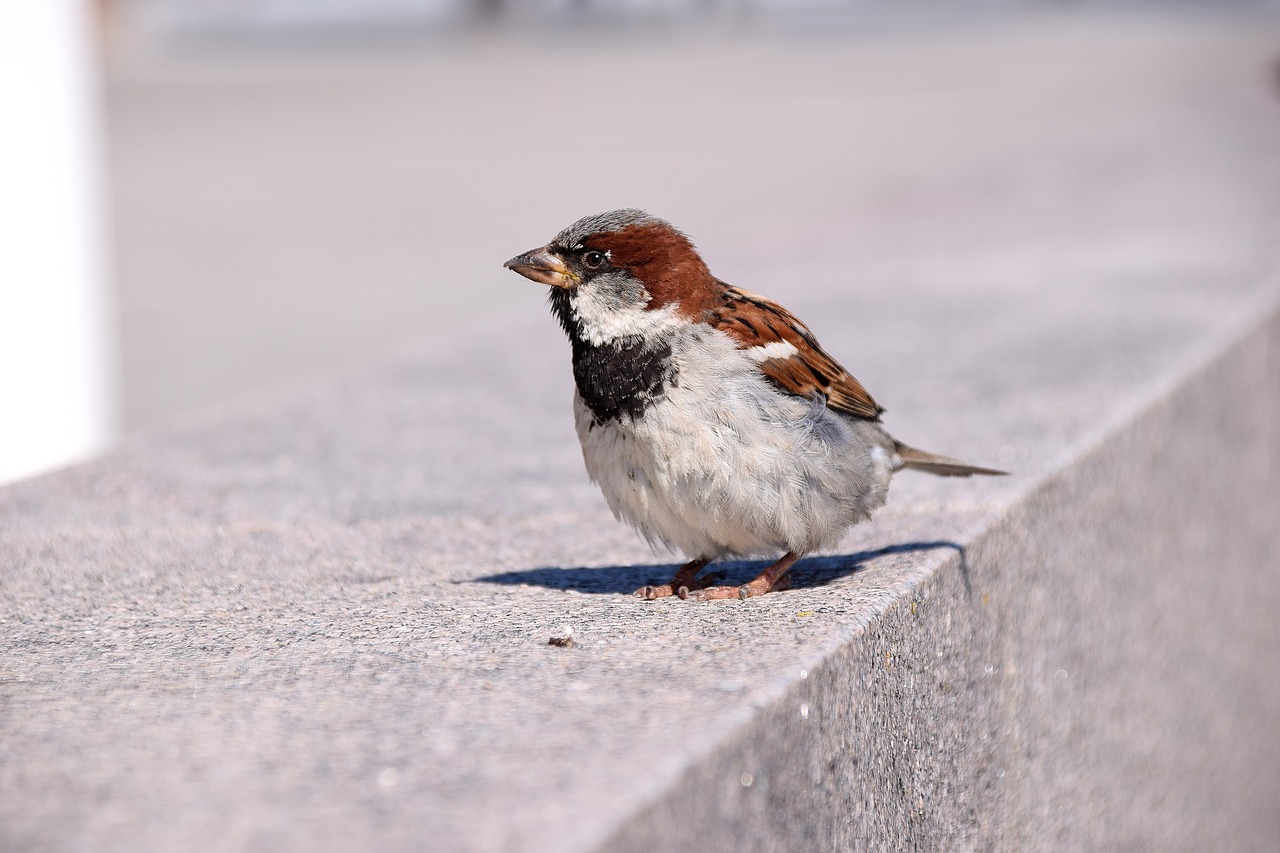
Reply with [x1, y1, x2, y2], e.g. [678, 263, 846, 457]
[548, 635, 575, 648]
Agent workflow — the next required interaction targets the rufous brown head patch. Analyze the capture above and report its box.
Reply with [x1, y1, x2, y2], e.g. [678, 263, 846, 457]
[583, 223, 721, 317]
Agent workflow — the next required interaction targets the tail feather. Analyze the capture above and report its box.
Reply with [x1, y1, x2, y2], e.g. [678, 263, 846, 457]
[893, 441, 1008, 478]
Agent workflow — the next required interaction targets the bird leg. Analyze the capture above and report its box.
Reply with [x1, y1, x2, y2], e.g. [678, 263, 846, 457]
[684, 551, 801, 601]
[634, 558, 722, 601]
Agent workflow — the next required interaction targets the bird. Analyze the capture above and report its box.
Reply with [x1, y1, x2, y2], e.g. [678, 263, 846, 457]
[504, 209, 1004, 601]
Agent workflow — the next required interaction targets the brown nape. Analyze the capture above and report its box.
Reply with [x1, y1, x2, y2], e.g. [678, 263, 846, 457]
[584, 223, 721, 317]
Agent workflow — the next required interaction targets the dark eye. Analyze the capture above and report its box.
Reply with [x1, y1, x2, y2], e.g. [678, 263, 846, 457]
[582, 250, 606, 270]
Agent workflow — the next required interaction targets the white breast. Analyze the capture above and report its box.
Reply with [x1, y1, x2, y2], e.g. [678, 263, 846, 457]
[574, 324, 895, 560]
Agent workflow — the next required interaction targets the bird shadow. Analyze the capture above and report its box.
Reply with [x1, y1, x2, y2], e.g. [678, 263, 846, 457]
[471, 540, 970, 596]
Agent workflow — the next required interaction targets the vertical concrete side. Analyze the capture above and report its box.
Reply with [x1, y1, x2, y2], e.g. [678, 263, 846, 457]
[603, 308, 1280, 851]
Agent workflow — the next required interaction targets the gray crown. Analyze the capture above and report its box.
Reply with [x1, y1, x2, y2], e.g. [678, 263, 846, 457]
[551, 209, 672, 250]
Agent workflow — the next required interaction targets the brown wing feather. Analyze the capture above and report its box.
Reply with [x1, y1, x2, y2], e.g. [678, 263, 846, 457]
[705, 284, 883, 421]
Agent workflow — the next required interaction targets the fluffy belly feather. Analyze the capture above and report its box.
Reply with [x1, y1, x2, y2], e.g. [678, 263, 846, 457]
[574, 337, 894, 559]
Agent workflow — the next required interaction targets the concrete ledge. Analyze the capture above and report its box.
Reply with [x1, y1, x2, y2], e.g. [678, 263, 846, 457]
[3, 289, 1277, 852]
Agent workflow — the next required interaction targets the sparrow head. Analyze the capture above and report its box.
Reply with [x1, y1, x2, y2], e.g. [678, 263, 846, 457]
[504, 210, 720, 339]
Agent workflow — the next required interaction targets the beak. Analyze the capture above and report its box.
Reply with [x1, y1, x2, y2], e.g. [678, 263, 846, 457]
[503, 246, 577, 289]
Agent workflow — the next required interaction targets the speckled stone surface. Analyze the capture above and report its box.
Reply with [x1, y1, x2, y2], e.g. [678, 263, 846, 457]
[4, 13, 1280, 853]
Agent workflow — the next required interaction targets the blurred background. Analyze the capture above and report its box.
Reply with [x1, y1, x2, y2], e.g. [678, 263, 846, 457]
[3, 0, 1279, 484]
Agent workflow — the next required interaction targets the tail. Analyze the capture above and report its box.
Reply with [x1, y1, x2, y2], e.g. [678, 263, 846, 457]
[893, 441, 1008, 478]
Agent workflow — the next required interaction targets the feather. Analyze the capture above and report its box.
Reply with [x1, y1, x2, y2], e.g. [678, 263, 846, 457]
[893, 442, 1007, 477]
[705, 284, 884, 420]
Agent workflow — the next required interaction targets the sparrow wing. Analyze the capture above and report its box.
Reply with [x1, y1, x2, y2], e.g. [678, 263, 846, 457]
[706, 284, 884, 421]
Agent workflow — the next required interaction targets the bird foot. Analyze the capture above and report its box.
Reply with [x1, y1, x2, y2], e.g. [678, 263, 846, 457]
[680, 551, 801, 602]
[682, 572, 793, 601]
[636, 573, 724, 601]
[634, 558, 718, 600]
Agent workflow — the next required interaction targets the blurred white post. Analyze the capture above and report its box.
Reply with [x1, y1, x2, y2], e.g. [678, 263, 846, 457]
[0, 0, 116, 485]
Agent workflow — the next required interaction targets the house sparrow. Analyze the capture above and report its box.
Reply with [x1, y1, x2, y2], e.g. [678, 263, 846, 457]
[505, 209, 1004, 601]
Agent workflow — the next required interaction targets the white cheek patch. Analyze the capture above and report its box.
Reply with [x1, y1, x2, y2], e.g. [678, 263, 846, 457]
[571, 289, 681, 346]
[744, 340, 799, 362]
